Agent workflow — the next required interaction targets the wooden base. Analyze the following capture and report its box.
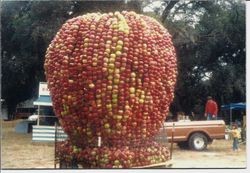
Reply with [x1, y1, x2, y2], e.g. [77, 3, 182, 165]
[133, 159, 173, 168]
[55, 159, 173, 169]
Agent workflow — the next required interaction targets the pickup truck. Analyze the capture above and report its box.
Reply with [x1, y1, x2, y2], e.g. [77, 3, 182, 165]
[163, 120, 226, 151]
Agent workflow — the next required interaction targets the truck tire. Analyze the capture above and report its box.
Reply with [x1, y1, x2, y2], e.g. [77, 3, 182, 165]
[177, 142, 189, 149]
[188, 132, 208, 151]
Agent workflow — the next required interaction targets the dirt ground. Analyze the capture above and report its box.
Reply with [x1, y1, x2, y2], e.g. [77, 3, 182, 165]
[1, 119, 247, 169]
[171, 140, 246, 168]
[1, 120, 55, 169]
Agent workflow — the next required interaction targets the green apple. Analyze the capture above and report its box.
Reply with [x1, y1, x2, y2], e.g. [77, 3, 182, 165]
[112, 98, 118, 104]
[84, 38, 89, 43]
[89, 83, 95, 88]
[115, 50, 122, 56]
[114, 69, 120, 74]
[91, 151, 96, 156]
[117, 40, 123, 46]
[114, 78, 119, 84]
[108, 68, 114, 73]
[86, 131, 92, 136]
[115, 45, 122, 51]
[106, 104, 112, 109]
[129, 87, 135, 93]
[105, 48, 111, 54]
[108, 75, 113, 80]
[104, 123, 110, 129]
[114, 73, 120, 79]
[108, 63, 115, 69]
[109, 57, 115, 63]
[106, 40, 112, 45]
[107, 85, 112, 90]
[131, 72, 136, 78]
[112, 36, 118, 41]
[139, 99, 144, 104]
[125, 105, 130, 110]
[112, 94, 118, 99]
[110, 53, 116, 59]
[115, 115, 122, 120]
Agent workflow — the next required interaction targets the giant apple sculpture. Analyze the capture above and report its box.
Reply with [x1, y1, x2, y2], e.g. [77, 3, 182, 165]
[45, 11, 177, 167]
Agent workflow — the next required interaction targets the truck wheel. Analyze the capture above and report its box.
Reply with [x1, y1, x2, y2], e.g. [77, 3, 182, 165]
[177, 142, 189, 149]
[188, 133, 208, 151]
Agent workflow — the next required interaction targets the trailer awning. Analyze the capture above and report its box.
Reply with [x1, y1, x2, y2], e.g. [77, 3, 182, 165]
[33, 96, 52, 106]
[221, 102, 246, 110]
[221, 102, 245, 125]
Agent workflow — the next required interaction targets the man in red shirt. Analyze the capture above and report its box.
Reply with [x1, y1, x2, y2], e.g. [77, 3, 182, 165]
[204, 96, 218, 120]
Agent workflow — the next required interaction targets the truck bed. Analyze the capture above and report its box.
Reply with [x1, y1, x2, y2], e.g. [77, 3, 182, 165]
[163, 120, 226, 142]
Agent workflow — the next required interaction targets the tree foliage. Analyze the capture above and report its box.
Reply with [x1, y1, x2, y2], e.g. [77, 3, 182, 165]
[1, 1, 141, 118]
[160, 0, 245, 117]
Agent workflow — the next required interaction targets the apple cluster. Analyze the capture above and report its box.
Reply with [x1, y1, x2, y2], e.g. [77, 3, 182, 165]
[57, 139, 170, 168]
[45, 11, 177, 167]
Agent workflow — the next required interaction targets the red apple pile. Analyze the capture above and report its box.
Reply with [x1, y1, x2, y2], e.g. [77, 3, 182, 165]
[45, 11, 177, 167]
[57, 139, 170, 168]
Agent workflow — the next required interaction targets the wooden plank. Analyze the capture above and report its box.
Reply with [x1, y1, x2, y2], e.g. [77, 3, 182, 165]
[133, 160, 172, 168]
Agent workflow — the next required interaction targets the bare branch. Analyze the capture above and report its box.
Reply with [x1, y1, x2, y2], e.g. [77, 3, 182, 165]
[161, 0, 179, 23]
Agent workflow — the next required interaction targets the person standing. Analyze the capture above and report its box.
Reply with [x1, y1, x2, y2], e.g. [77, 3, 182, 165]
[231, 124, 241, 152]
[204, 96, 218, 120]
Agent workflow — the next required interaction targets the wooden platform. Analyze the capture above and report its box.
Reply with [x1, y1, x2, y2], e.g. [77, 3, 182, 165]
[133, 159, 173, 168]
[55, 159, 173, 169]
